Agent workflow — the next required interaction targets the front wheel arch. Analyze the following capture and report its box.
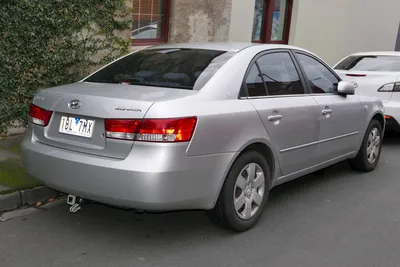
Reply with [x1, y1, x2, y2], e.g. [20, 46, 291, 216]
[349, 119, 383, 172]
[372, 113, 385, 132]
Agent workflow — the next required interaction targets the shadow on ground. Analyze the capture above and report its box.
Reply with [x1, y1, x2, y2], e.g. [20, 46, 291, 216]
[18, 147, 369, 238]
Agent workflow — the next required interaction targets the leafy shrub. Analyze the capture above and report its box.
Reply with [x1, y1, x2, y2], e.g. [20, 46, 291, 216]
[0, 0, 132, 134]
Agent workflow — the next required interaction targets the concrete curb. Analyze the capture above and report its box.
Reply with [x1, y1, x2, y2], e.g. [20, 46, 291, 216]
[0, 186, 61, 213]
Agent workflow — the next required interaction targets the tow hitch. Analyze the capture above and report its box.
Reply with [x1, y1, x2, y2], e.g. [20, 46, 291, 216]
[67, 195, 89, 213]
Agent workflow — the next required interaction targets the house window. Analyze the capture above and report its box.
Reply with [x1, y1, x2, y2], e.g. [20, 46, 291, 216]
[252, 0, 293, 44]
[132, 0, 170, 45]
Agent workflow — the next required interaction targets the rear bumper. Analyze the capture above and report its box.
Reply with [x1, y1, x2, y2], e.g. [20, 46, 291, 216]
[21, 129, 236, 211]
[384, 102, 400, 131]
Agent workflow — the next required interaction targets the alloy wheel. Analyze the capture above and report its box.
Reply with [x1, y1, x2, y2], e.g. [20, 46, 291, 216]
[366, 127, 381, 164]
[233, 163, 266, 220]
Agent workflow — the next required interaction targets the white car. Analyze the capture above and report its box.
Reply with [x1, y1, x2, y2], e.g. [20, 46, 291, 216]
[132, 23, 158, 39]
[333, 52, 400, 131]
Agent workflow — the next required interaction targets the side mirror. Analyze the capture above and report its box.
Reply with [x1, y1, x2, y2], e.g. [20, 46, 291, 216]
[337, 81, 355, 95]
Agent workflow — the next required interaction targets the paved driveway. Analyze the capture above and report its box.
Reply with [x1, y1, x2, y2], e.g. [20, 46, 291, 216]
[1, 135, 400, 267]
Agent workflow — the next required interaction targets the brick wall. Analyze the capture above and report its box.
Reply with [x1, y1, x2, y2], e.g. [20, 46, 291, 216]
[168, 0, 232, 43]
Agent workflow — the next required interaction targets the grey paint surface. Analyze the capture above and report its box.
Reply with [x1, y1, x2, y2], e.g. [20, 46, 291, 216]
[2, 136, 400, 267]
[21, 43, 384, 212]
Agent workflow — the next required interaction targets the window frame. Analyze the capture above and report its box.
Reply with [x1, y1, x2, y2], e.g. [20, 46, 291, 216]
[244, 62, 269, 97]
[252, 0, 294, 45]
[239, 49, 310, 99]
[131, 0, 171, 46]
[396, 22, 400, 52]
[292, 50, 343, 96]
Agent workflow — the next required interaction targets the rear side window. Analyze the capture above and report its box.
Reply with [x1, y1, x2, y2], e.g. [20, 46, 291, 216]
[85, 49, 235, 90]
[257, 52, 305, 95]
[334, 55, 400, 72]
[245, 64, 267, 97]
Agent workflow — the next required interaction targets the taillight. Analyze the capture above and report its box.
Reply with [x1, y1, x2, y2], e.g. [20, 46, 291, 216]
[104, 117, 197, 142]
[137, 118, 197, 142]
[29, 104, 53, 126]
[378, 83, 400, 92]
[105, 119, 141, 140]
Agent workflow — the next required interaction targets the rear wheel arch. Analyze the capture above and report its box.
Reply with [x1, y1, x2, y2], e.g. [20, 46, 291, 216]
[211, 141, 277, 210]
[240, 142, 275, 182]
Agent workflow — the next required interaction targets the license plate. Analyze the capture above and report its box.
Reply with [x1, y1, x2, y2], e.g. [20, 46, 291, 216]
[59, 116, 95, 138]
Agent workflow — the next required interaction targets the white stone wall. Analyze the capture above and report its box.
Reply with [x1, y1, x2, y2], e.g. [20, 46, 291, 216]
[228, 0, 256, 42]
[289, 0, 400, 65]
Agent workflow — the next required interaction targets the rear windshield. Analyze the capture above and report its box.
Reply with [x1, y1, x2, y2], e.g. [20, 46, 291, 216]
[334, 55, 400, 72]
[84, 48, 235, 90]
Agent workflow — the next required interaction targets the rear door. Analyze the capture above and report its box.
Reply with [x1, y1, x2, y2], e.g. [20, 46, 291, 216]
[294, 51, 362, 163]
[245, 50, 321, 176]
[334, 55, 400, 102]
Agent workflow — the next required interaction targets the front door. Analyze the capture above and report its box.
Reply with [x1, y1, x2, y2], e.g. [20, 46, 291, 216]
[294, 52, 362, 163]
[245, 51, 321, 176]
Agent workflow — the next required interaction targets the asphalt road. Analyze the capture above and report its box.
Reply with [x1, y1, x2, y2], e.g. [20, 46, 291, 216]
[1, 135, 400, 267]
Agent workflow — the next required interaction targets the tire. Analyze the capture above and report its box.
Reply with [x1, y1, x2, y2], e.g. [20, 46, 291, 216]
[208, 150, 271, 232]
[349, 119, 383, 172]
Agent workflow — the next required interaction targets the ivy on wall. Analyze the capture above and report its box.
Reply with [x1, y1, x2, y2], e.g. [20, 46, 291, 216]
[0, 0, 132, 134]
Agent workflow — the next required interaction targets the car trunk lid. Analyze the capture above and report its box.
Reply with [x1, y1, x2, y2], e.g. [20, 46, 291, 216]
[32, 82, 196, 159]
[335, 70, 400, 102]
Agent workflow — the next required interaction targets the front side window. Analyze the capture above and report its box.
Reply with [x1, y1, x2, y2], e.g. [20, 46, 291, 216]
[334, 55, 400, 72]
[85, 49, 235, 91]
[132, 0, 170, 45]
[256, 52, 305, 95]
[252, 0, 293, 44]
[296, 53, 339, 94]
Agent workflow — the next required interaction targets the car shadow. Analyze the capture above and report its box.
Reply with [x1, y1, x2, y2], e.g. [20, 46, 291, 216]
[383, 131, 400, 145]
[267, 161, 351, 205]
[32, 164, 354, 242]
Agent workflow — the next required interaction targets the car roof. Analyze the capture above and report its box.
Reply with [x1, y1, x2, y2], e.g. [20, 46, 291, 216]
[146, 42, 256, 52]
[146, 42, 311, 53]
[349, 51, 400, 57]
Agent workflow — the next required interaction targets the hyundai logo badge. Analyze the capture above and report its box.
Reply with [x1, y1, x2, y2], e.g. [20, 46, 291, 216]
[68, 100, 81, 110]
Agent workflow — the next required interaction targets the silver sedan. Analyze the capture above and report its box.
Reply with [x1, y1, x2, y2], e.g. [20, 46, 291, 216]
[21, 43, 385, 232]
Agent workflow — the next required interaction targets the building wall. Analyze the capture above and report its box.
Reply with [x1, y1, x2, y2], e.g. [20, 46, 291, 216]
[289, 0, 400, 65]
[228, 0, 255, 42]
[168, 0, 232, 43]
[130, 0, 400, 66]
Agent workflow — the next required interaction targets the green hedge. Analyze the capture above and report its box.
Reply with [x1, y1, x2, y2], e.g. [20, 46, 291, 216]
[0, 0, 132, 134]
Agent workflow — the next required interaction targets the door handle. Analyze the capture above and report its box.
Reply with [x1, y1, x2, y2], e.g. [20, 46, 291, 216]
[322, 109, 332, 115]
[268, 114, 283, 121]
